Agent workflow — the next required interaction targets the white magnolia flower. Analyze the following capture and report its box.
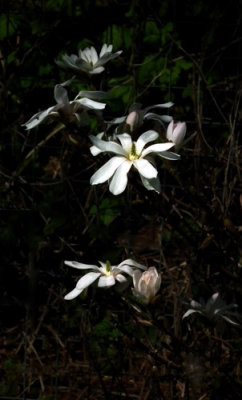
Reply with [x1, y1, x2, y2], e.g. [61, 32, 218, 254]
[56, 43, 122, 75]
[64, 258, 147, 300]
[166, 120, 187, 150]
[132, 267, 161, 304]
[89, 130, 180, 195]
[22, 84, 106, 130]
[182, 292, 240, 327]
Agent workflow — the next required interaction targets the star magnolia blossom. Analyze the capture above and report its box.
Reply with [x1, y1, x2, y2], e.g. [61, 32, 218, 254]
[56, 43, 122, 74]
[64, 258, 147, 300]
[132, 267, 161, 304]
[22, 84, 106, 130]
[89, 130, 180, 195]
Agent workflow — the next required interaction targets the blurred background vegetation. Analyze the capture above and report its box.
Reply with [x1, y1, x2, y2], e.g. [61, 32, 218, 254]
[0, 0, 242, 399]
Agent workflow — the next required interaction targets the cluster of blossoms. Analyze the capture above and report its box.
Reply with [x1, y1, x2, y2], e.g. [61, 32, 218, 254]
[22, 43, 186, 305]
[64, 258, 162, 305]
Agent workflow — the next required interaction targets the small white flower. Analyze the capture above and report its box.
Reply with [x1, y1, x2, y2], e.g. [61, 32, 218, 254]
[89, 130, 180, 195]
[64, 258, 147, 300]
[56, 43, 122, 75]
[22, 84, 106, 130]
[132, 267, 161, 304]
[182, 292, 240, 326]
[166, 120, 186, 150]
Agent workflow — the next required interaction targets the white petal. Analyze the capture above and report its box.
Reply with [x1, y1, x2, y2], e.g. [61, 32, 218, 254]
[76, 272, 101, 290]
[74, 98, 106, 110]
[118, 265, 135, 276]
[90, 156, 125, 185]
[117, 133, 132, 153]
[157, 151, 180, 160]
[182, 309, 201, 319]
[64, 260, 100, 271]
[90, 46, 98, 64]
[140, 175, 161, 192]
[64, 287, 82, 300]
[166, 120, 174, 141]
[89, 135, 126, 156]
[115, 273, 127, 283]
[145, 101, 174, 111]
[89, 66, 105, 74]
[98, 275, 116, 287]
[142, 142, 174, 157]
[134, 159, 158, 179]
[109, 160, 132, 195]
[119, 259, 147, 270]
[135, 130, 159, 153]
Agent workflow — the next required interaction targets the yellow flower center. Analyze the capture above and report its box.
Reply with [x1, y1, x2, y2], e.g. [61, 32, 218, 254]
[105, 260, 111, 276]
[128, 142, 140, 161]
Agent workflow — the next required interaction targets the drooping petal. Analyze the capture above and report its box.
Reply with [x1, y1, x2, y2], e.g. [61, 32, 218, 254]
[64, 287, 82, 300]
[109, 160, 132, 195]
[98, 275, 116, 287]
[139, 174, 161, 192]
[89, 135, 125, 156]
[76, 272, 101, 290]
[115, 273, 128, 283]
[117, 133, 132, 153]
[89, 66, 105, 74]
[134, 159, 158, 179]
[119, 259, 147, 271]
[90, 156, 125, 185]
[135, 130, 159, 153]
[64, 261, 100, 271]
[141, 142, 174, 157]
[182, 309, 202, 319]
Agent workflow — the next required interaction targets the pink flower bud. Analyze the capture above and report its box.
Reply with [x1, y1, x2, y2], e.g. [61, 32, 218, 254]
[166, 120, 186, 149]
[132, 267, 161, 304]
[126, 111, 138, 132]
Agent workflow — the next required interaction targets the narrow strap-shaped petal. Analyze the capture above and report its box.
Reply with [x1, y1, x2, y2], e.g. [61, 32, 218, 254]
[135, 130, 159, 153]
[64, 260, 100, 270]
[156, 151, 181, 160]
[90, 156, 125, 185]
[109, 160, 132, 195]
[145, 101, 174, 111]
[75, 98, 106, 110]
[119, 259, 147, 270]
[142, 142, 174, 157]
[64, 287, 82, 300]
[76, 271, 101, 290]
[89, 135, 125, 155]
[117, 133, 132, 153]
[117, 264, 136, 276]
[134, 159, 158, 179]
